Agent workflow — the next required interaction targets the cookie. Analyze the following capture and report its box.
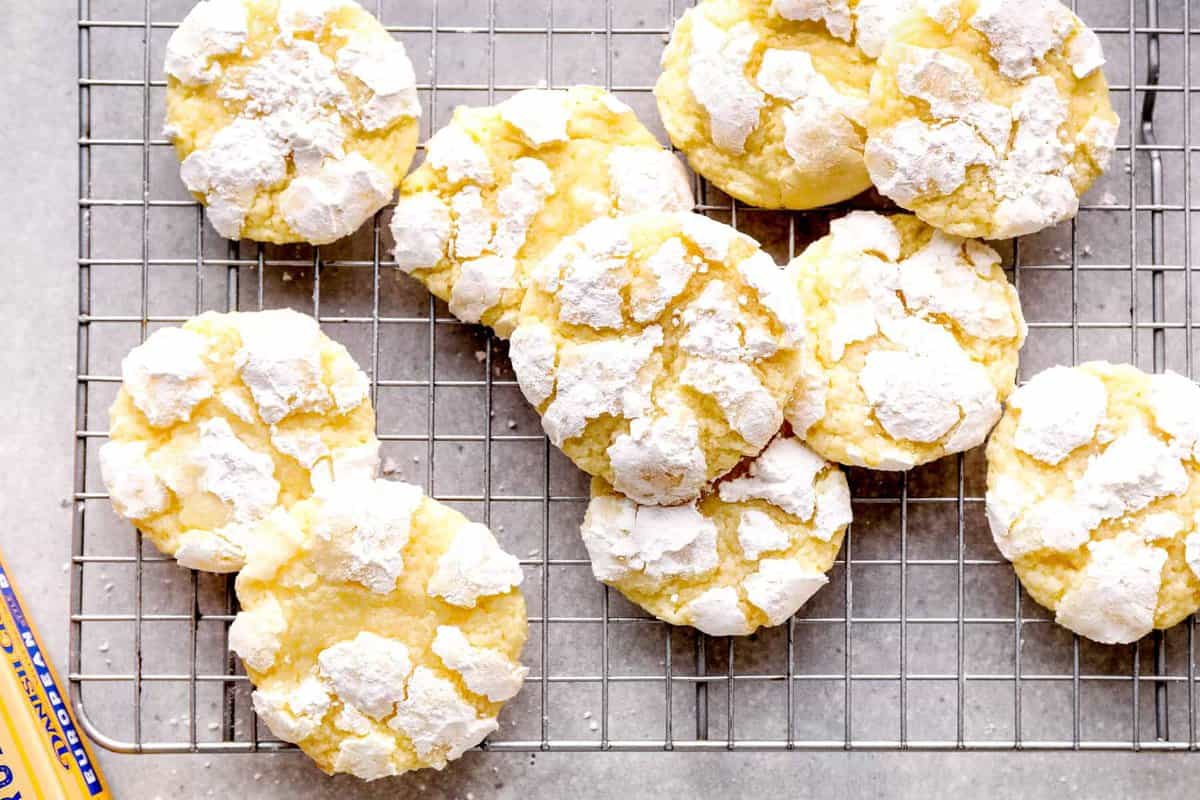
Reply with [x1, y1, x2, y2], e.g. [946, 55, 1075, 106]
[99, 309, 379, 572]
[510, 212, 804, 506]
[390, 87, 693, 338]
[582, 431, 850, 636]
[864, 0, 1118, 239]
[785, 211, 1025, 470]
[655, 0, 918, 210]
[164, 0, 421, 244]
[986, 363, 1200, 644]
[229, 478, 526, 778]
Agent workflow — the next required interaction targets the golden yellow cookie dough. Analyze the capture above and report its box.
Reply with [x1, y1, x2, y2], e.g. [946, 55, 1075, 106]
[986, 363, 1200, 644]
[865, 0, 1118, 239]
[582, 431, 851, 636]
[165, 0, 421, 244]
[99, 309, 379, 572]
[390, 86, 693, 338]
[510, 211, 805, 506]
[785, 211, 1025, 470]
[655, 0, 912, 210]
[230, 478, 527, 779]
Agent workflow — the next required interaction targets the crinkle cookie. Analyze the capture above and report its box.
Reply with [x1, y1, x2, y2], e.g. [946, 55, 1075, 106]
[655, 0, 920, 210]
[164, 0, 421, 244]
[864, 0, 1118, 239]
[785, 211, 1025, 470]
[986, 363, 1200, 645]
[99, 309, 379, 572]
[582, 431, 851, 636]
[510, 212, 805, 506]
[229, 478, 526, 779]
[390, 86, 693, 338]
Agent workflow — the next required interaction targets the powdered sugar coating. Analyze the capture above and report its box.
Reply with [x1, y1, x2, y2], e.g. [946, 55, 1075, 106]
[581, 432, 851, 637]
[230, 478, 526, 778]
[514, 212, 804, 504]
[121, 327, 215, 428]
[986, 362, 1200, 644]
[101, 310, 378, 573]
[394, 87, 692, 338]
[786, 212, 1023, 470]
[432, 626, 528, 702]
[686, 16, 765, 154]
[164, 0, 249, 86]
[166, 0, 419, 244]
[865, 0, 1117, 239]
[1010, 366, 1108, 465]
[427, 523, 524, 608]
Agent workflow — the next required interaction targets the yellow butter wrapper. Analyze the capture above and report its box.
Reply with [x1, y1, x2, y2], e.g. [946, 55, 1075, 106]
[0, 552, 110, 799]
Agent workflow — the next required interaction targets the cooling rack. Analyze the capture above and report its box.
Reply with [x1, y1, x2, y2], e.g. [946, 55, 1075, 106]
[71, 0, 1200, 754]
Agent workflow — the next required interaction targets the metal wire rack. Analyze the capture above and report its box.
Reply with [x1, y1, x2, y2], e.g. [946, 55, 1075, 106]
[71, 0, 1200, 754]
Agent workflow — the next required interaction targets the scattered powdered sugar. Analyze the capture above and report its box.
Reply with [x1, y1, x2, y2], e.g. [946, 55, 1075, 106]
[679, 358, 781, 449]
[1187, 530, 1200, 582]
[425, 125, 495, 186]
[917, 0, 961, 32]
[332, 731, 399, 781]
[387, 667, 499, 765]
[686, 15, 765, 154]
[784, 361, 829, 438]
[737, 510, 792, 560]
[164, 0, 249, 86]
[450, 186, 493, 259]
[233, 309, 332, 424]
[310, 479, 423, 594]
[279, 152, 394, 245]
[581, 496, 719, 582]
[1054, 531, 1167, 644]
[866, 118, 995, 206]
[630, 237, 696, 323]
[194, 417, 280, 523]
[606, 404, 709, 506]
[426, 522, 523, 607]
[1077, 114, 1119, 171]
[448, 256, 519, 325]
[812, 472, 853, 542]
[607, 147, 694, 215]
[899, 231, 1018, 341]
[175, 526, 249, 573]
[896, 48, 1011, 152]
[853, 0, 917, 59]
[737, 251, 805, 344]
[771, 0, 853, 42]
[538, 217, 633, 331]
[276, 0, 348, 35]
[1148, 371, 1200, 461]
[509, 323, 558, 407]
[491, 158, 555, 258]
[680, 281, 752, 361]
[969, 0, 1074, 80]
[251, 677, 331, 744]
[228, 594, 287, 672]
[537, 327, 662, 447]
[1140, 512, 1185, 543]
[718, 436, 828, 520]
[1066, 27, 1106, 79]
[743, 558, 828, 625]
[335, 29, 421, 131]
[99, 441, 170, 520]
[432, 626, 528, 702]
[270, 426, 328, 469]
[391, 191, 452, 272]
[121, 326, 214, 428]
[859, 318, 1001, 449]
[682, 586, 752, 636]
[1010, 366, 1108, 465]
[318, 632, 413, 719]
[499, 90, 571, 147]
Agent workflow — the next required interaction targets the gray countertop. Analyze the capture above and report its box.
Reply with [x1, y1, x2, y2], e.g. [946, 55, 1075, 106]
[2, 2, 1196, 797]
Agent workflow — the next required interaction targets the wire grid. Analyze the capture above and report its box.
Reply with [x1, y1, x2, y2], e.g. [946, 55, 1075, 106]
[70, 0, 1200, 754]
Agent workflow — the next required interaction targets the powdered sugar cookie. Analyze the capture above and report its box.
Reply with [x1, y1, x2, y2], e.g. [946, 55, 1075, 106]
[510, 212, 804, 506]
[99, 309, 379, 572]
[390, 86, 693, 338]
[986, 363, 1200, 644]
[582, 431, 850, 636]
[655, 0, 922, 210]
[865, 0, 1118, 239]
[165, 0, 421, 244]
[785, 211, 1025, 470]
[229, 478, 526, 778]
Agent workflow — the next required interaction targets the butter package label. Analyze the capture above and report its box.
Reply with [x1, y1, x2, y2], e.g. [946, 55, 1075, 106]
[0, 552, 109, 799]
